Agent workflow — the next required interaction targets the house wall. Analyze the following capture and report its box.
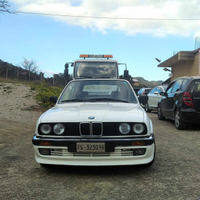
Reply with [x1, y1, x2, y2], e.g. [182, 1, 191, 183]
[171, 52, 199, 81]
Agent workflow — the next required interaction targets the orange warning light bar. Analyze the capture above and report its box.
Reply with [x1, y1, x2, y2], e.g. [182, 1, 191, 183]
[79, 54, 113, 58]
[80, 54, 89, 58]
[104, 55, 113, 58]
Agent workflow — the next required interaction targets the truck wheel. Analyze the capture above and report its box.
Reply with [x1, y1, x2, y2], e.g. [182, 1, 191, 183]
[174, 110, 186, 130]
[145, 102, 151, 112]
[157, 105, 165, 120]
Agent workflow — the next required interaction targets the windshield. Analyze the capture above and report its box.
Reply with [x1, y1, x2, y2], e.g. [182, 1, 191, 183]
[74, 62, 118, 78]
[59, 80, 137, 103]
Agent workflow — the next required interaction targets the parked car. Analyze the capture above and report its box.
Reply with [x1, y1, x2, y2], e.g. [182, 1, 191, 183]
[137, 88, 151, 108]
[137, 88, 151, 97]
[32, 79, 156, 167]
[145, 85, 168, 112]
[157, 76, 200, 129]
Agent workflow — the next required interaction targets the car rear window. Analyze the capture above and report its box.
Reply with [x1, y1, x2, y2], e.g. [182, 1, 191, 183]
[189, 80, 200, 95]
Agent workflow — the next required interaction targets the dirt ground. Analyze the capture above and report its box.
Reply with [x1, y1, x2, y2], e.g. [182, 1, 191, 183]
[0, 82, 200, 200]
[0, 82, 42, 150]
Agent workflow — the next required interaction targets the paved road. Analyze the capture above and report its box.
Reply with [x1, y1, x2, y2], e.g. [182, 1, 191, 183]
[0, 112, 200, 200]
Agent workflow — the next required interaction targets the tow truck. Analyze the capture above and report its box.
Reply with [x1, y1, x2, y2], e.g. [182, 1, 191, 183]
[64, 54, 129, 80]
[32, 54, 155, 167]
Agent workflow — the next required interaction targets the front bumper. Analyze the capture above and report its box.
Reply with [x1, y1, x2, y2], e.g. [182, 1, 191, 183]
[32, 134, 155, 166]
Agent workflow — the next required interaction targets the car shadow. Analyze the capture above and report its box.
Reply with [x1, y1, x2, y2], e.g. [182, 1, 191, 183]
[41, 164, 156, 176]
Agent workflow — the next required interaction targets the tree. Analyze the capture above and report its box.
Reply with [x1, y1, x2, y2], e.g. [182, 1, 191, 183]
[19, 58, 39, 81]
[0, 0, 13, 14]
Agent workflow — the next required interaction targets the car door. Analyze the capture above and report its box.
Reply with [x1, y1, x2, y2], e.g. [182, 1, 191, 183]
[167, 79, 184, 118]
[148, 87, 156, 108]
[153, 87, 163, 108]
[160, 82, 175, 117]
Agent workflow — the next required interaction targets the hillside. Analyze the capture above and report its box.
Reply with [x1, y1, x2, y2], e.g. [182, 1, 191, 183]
[0, 59, 163, 88]
[133, 77, 163, 88]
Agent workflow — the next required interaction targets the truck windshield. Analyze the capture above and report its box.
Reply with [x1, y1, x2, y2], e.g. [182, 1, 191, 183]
[74, 62, 118, 79]
[59, 80, 137, 103]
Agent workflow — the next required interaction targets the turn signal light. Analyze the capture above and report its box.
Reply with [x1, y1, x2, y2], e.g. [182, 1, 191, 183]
[131, 141, 145, 146]
[40, 141, 52, 146]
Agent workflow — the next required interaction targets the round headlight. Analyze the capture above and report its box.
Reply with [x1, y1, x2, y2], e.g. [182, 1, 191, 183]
[53, 124, 65, 135]
[119, 123, 131, 134]
[40, 124, 51, 134]
[133, 124, 145, 134]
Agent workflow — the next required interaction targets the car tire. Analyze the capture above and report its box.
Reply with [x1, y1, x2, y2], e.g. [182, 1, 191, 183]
[145, 102, 151, 112]
[174, 110, 186, 130]
[157, 105, 165, 120]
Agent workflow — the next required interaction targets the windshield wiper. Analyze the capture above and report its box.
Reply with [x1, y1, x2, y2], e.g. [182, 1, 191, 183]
[61, 99, 86, 102]
[87, 98, 129, 103]
[76, 76, 93, 79]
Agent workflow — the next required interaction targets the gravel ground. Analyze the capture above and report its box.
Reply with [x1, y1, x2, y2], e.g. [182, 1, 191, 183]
[0, 82, 200, 200]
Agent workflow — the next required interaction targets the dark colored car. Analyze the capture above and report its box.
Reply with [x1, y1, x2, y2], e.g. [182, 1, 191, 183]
[158, 76, 200, 129]
[137, 88, 151, 97]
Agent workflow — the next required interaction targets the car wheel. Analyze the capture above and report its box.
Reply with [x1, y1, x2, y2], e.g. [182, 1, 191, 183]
[157, 105, 165, 120]
[174, 110, 186, 130]
[145, 102, 151, 112]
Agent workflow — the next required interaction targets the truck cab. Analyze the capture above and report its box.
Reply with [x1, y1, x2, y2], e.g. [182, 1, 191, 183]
[65, 54, 129, 80]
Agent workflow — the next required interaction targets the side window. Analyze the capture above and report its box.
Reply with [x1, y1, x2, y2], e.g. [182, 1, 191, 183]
[166, 82, 175, 94]
[172, 79, 183, 93]
[150, 87, 156, 94]
[157, 87, 162, 94]
[180, 79, 189, 91]
[137, 89, 142, 95]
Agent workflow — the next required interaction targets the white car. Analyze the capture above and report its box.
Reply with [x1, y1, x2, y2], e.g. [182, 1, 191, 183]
[32, 79, 155, 167]
[145, 85, 168, 112]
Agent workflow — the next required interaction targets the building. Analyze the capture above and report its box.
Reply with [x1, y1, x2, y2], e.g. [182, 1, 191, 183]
[158, 48, 200, 81]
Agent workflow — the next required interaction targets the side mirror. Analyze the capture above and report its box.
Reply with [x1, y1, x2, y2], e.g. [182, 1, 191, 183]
[49, 96, 58, 104]
[124, 70, 129, 79]
[154, 91, 159, 95]
[160, 92, 164, 96]
[64, 63, 69, 77]
[138, 95, 148, 105]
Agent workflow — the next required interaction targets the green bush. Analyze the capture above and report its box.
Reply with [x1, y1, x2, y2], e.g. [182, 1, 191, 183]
[30, 82, 64, 109]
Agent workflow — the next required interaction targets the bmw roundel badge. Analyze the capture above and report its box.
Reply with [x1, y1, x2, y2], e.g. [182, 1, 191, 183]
[88, 116, 95, 120]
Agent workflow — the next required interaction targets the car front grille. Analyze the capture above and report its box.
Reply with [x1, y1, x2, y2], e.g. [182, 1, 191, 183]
[38, 122, 147, 137]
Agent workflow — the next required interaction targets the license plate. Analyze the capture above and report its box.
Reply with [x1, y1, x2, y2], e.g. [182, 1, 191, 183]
[77, 142, 105, 152]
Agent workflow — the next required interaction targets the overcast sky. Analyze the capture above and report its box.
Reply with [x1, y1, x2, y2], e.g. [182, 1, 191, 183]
[1, 0, 200, 81]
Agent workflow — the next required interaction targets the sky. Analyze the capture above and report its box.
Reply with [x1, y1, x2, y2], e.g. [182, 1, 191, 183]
[1, 0, 200, 81]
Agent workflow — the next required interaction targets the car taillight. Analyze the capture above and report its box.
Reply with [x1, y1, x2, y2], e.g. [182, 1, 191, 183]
[183, 92, 194, 107]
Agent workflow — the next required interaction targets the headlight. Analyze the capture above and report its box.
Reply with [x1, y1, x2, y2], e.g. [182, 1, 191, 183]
[53, 124, 65, 135]
[133, 124, 145, 134]
[119, 123, 131, 134]
[40, 124, 52, 134]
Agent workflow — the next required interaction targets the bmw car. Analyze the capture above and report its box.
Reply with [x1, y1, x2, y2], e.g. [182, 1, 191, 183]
[32, 79, 155, 167]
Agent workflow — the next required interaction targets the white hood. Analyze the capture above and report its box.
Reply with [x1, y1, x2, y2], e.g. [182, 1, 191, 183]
[40, 103, 145, 123]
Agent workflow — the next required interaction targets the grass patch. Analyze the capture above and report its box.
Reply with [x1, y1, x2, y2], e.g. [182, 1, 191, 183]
[29, 82, 64, 109]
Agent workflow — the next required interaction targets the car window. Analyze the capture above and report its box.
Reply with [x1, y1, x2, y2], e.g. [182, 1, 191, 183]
[137, 89, 143, 95]
[149, 87, 156, 94]
[171, 79, 183, 93]
[145, 89, 151, 94]
[180, 79, 189, 91]
[157, 87, 162, 94]
[166, 82, 175, 94]
[190, 80, 200, 94]
[59, 80, 137, 103]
